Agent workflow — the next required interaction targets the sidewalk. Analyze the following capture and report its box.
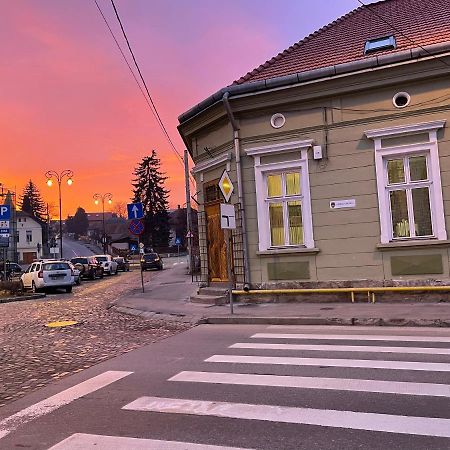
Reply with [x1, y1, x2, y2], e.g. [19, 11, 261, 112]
[113, 263, 450, 327]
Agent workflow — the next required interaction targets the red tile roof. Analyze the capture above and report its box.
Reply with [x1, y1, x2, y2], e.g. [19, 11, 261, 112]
[235, 0, 450, 85]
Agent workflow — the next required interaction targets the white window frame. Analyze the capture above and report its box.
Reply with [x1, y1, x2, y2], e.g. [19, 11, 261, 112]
[245, 140, 315, 251]
[365, 120, 446, 244]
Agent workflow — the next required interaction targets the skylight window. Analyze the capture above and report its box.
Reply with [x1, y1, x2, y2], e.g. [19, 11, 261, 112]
[364, 35, 396, 54]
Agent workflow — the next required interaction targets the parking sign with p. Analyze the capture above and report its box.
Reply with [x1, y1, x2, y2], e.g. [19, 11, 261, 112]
[0, 205, 11, 220]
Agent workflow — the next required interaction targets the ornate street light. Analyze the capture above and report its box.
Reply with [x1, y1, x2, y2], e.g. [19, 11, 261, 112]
[45, 170, 74, 259]
[93, 193, 113, 253]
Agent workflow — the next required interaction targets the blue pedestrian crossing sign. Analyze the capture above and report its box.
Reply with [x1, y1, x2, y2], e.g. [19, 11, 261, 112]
[130, 243, 137, 251]
[127, 202, 143, 220]
[175, 237, 181, 245]
[0, 205, 11, 220]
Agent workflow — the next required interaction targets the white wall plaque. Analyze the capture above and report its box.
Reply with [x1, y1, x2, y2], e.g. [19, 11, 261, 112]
[330, 199, 356, 209]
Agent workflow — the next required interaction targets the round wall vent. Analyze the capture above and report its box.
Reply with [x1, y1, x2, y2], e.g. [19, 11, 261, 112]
[393, 92, 411, 108]
[270, 113, 286, 129]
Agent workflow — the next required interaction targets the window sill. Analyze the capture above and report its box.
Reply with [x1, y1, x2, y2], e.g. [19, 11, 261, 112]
[376, 239, 450, 251]
[257, 247, 320, 256]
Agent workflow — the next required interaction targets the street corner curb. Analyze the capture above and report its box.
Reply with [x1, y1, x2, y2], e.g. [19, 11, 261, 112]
[203, 316, 450, 327]
[111, 305, 204, 325]
[0, 293, 46, 304]
[352, 317, 450, 327]
[203, 316, 353, 326]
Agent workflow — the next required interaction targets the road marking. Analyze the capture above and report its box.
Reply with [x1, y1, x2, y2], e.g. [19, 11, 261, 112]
[49, 433, 251, 449]
[205, 355, 450, 372]
[267, 325, 450, 334]
[123, 396, 450, 438]
[0, 371, 132, 440]
[169, 371, 450, 397]
[252, 333, 450, 343]
[231, 342, 450, 355]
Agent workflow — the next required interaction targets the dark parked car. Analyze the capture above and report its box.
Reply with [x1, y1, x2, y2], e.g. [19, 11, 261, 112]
[141, 253, 163, 271]
[114, 257, 130, 272]
[0, 262, 24, 281]
[70, 256, 104, 280]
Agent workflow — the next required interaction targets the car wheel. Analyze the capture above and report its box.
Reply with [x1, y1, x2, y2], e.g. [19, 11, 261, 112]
[65, 285, 72, 293]
[31, 282, 38, 293]
[99, 270, 104, 279]
[90, 269, 96, 280]
[76, 278, 81, 285]
[19, 280, 25, 291]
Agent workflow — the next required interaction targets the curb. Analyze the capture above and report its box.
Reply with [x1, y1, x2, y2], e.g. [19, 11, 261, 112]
[111, 305, 450, 327]
[111, 305, 204, 326]
[203, 316, 450, 327]
[0, 293, 46, 304]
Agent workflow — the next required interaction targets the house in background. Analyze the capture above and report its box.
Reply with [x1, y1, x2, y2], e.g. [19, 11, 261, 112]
[16, 211, 43, 264]
[178, 0, 450, 292]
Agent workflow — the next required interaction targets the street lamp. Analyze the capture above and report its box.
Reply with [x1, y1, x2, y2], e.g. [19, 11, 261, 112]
[93, 193, 112, 253]
[45, 170, 74, 259]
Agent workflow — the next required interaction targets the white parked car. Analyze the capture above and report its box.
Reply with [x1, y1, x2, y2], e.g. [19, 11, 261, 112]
[21, 260, 75, 293]
[93, 255, 118, 275]
[66, 261, 81, 285]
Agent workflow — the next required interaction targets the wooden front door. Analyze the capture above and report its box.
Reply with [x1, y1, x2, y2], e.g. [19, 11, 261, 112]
[205, 203, 228, 281]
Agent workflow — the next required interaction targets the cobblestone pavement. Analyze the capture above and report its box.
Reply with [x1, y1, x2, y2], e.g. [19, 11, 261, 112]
[0, 270, 191, 408]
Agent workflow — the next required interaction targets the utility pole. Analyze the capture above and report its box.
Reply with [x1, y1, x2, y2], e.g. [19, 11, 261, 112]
[184, 149, 193, 274]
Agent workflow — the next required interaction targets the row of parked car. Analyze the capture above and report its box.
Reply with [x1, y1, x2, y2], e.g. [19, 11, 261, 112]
[1, 255, 131, 294]
[1, 252, 163, 294]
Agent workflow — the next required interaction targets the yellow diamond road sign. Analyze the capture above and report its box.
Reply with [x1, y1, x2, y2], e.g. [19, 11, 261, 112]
[219, 170, 234, 202]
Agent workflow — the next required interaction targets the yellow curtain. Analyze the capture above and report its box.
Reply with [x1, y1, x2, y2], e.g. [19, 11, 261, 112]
[269, 203, 284, 246]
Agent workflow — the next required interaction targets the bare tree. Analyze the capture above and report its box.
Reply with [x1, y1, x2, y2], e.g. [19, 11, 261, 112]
[112, 201, 127, 219]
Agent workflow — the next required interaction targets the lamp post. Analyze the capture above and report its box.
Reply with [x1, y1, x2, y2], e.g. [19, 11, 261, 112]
[93, 193, 112, 253]
[45, 170, 74, 259]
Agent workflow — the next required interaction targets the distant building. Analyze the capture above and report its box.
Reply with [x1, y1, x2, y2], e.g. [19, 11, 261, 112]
[16, 211, 43, 264]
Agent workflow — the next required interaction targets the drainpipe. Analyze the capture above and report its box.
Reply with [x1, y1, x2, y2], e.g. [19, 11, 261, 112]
[223, 92, 250, 290]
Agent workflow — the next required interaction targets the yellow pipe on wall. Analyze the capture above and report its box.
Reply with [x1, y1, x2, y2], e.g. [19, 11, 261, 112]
[233, 286, 450, 295]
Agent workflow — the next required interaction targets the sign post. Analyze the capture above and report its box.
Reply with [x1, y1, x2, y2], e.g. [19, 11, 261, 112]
[175, 237, 181, 258]
[128, 204, 145, 293]
[220, 203, 236, 314]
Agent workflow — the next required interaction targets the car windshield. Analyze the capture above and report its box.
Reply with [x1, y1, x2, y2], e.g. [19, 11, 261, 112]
[43, 262, 70, 271]
[144, 254, 158, 260]
[72, 258, 87, 264]
[96, 256, 108, 262]
[115, 258, 124, 262]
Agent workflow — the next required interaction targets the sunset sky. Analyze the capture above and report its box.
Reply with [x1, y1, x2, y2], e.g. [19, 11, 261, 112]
[2, 0, 361, 217]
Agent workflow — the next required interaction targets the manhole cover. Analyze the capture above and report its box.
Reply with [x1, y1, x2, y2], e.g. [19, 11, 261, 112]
[45, 320, 78, 328]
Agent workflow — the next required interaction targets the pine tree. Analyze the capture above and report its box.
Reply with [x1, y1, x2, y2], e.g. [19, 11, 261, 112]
[132, 150, 170, 249]
[19, 180, 46, 221]
[66, 207, 89, 238]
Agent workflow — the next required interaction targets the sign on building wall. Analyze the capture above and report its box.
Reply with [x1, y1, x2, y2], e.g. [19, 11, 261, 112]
[330, 199, 356, 209]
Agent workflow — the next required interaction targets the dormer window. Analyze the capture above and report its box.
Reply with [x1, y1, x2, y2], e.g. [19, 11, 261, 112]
[364, 35, 396, 54]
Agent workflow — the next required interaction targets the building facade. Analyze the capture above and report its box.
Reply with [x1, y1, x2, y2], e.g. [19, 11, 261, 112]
[178, 0, 450, 290]
[17, 212, 43, 264]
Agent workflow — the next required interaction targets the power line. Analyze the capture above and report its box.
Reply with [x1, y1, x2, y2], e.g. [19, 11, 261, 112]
[356, 0, 450, 70]
[93, 0, 196, 188]
[109, 0, 184, 163]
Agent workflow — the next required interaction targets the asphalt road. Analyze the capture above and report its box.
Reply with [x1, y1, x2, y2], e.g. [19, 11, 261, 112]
[0, 324, 449, 449]
[61, 236, 97, 259]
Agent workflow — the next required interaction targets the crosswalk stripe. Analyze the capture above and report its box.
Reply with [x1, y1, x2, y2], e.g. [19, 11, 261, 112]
[0, 371, 133, 440]
[251, 333, 450, 342]
[267, 325, 450, 334]
[230, 342, 450, 355]
[123, 396, 450, 438]
[169, 371, 450, 397]
[205, 355, 450, 371]
[49, 433, 251, 450]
